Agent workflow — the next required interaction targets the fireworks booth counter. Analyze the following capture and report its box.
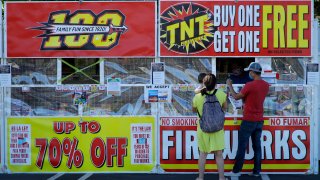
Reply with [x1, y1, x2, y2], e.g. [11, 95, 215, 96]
[0, 0, 318, 174]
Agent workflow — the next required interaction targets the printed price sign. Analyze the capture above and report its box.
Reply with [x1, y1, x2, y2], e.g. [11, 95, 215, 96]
[7, 117, 155, 172]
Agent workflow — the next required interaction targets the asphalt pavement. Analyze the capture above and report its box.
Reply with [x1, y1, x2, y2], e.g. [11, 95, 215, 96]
[0, 173, 320, 180]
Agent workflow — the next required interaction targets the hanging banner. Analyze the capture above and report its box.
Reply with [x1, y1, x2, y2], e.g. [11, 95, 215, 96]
[160, 117, 311, 172]
[160, 0, 312, 57]
[7, 116, 155, 172]
[6, 1, 156, 58]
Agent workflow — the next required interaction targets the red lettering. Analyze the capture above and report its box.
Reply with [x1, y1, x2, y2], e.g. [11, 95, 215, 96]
[117, 138, 127, 167]
[48, 138, 62, 168]
[53, 122, 75, 134]
[79, 121, 89, 133]
[162, 119, 170, 126]
[65, 122, 75, 134]
[35, 138, 48, 169]
[106, 138, 117, 167]
[53, 122, 64, 134]
[88, 121, 100, 134]
[90, 138, 105, 168]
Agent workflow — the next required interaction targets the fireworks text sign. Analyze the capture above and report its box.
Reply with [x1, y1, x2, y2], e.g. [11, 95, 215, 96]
[160, 117, 311, 172]
[160, 0, 311, 56]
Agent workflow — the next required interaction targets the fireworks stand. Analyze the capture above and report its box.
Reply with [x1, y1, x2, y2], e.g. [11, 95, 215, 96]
[0, 0, 318, 175]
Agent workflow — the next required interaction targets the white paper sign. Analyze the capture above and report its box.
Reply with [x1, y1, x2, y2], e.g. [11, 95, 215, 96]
[131, 123, 152, 164]
[144, 85, 172, 103]
[228, 86, 243, 109]
[151, 62, 165, 84]
[107, 77, 121, 96]
[306, 63, 319, 85]
[0, 65, 11, 86]
[10, 124, 31, 165]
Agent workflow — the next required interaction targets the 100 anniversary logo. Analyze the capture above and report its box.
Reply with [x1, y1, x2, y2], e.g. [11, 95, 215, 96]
[160, 3, 216, 54]
[32, 10, 128, 50]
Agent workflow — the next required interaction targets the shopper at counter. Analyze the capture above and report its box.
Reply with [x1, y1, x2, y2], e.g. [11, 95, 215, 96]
[226, 62, 269, 177]
[193, 73, 227, 180]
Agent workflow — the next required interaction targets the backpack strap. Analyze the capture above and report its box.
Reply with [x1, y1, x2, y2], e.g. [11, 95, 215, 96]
[206, 89, 217, 97]
[213, 89, 218, 95]
[196, 109, 201, 118]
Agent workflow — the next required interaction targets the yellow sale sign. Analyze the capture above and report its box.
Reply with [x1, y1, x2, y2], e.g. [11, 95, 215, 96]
[7, 116, 156, 172]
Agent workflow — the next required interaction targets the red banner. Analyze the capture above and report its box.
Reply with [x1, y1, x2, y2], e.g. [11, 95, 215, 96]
[6, 2, 156, 58]
[160, 0, 312, 57]
[160, 117, 311, 172]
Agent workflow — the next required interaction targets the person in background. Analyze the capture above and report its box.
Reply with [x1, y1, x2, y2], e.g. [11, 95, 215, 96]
[194, 73, 206, 94]
[193, 74, 228, 180]
[229, 63, 252, 84]
[225, 62, 269, 177]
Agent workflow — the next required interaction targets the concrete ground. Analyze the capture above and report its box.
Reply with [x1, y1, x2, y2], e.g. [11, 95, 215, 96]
[0, 173, 319, 180]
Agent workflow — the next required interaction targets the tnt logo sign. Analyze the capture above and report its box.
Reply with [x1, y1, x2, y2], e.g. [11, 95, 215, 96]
[160, 3, 216, 54]
[32, 10, 128, 50]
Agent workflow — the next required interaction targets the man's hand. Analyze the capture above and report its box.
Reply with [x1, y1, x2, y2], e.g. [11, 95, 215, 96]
[226, 78, 233, 87]
[226, 78, 244, 100]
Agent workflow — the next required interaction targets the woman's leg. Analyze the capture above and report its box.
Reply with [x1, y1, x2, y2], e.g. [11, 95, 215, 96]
[214, 150, 225, 180]
[197, 151, 208, 180]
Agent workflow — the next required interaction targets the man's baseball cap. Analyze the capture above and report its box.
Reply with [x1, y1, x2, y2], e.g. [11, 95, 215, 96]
[244, 62, 262, 72]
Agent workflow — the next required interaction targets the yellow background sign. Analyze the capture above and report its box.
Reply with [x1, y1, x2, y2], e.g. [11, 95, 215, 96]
[7, 116, 156, 172]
